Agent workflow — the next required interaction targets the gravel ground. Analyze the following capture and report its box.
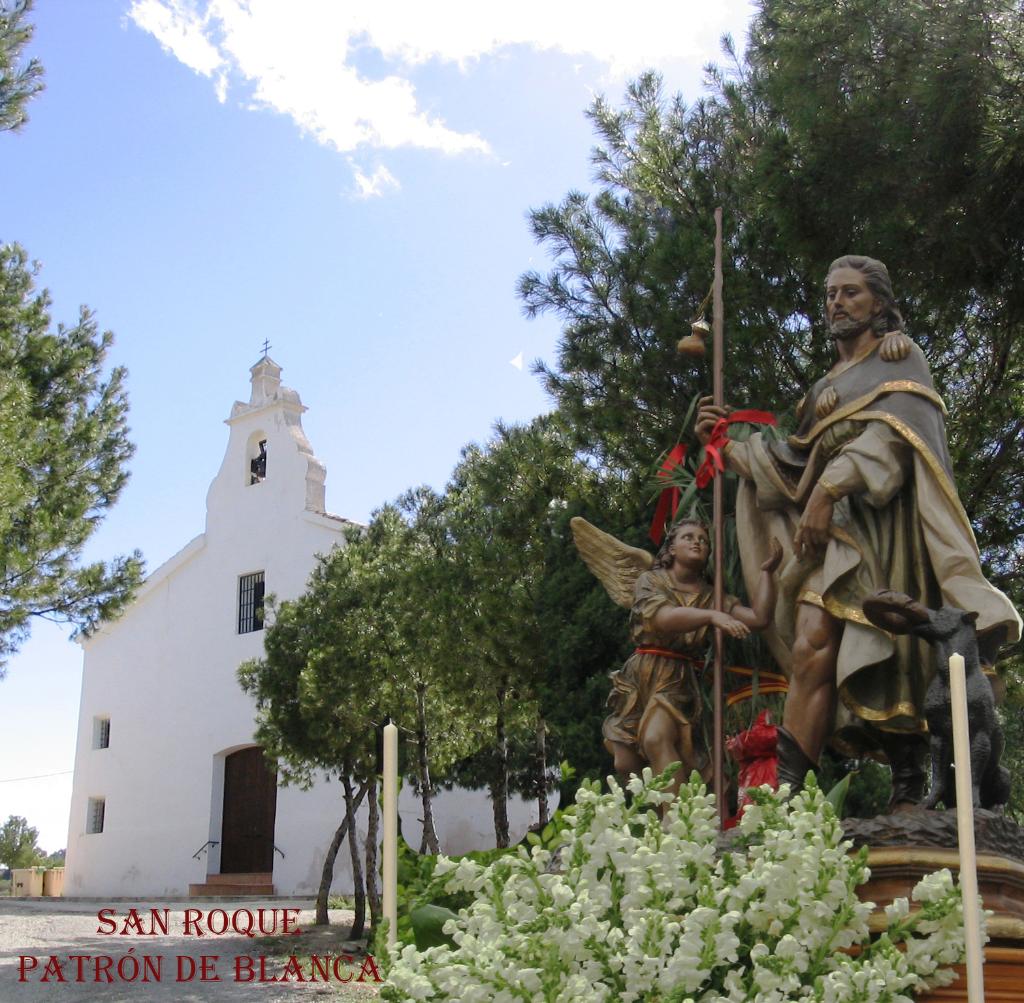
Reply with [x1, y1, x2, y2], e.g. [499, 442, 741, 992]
[0, 899, 383, 1002]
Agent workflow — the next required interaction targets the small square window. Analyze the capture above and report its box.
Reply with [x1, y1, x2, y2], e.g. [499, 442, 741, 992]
[93, 717, 110, 750]
[87, 797, 105, 834]
[238, 572, 265, 634]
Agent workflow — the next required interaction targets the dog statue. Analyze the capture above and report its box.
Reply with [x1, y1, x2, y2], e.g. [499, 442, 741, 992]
[862, 589, 1010, 811]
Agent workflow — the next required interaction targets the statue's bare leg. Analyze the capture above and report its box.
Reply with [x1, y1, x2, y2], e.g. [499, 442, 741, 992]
[608, 739, 645, 781]
[784, 602, 842, 765]
[641, 706, 700, 797]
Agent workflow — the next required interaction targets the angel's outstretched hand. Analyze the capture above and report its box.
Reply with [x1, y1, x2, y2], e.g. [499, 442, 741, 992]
[710, 610, 750, 639]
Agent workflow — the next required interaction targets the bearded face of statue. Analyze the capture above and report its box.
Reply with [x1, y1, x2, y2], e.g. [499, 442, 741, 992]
[825, 266, 882, 340]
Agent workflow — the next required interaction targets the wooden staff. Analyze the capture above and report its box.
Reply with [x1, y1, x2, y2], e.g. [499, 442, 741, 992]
[711, 207, 726, 829]
[676, 208, 727, 827]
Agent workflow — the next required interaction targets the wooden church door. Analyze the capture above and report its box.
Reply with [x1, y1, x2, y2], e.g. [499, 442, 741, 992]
[220, 747, 277, 873]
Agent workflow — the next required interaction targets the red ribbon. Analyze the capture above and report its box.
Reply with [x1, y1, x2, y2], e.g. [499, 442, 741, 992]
[649, 443, 687, 545]
[695, 409, 777, 489]
[633, 647, 702, 663]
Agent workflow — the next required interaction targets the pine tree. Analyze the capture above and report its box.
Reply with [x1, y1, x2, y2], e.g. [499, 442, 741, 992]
[0, 246, 143, 671]
[0, 814, 42, 869]
[1, 4, 141, 672]
[0, 0, 44, 133]
[520, 0, 1024, 601]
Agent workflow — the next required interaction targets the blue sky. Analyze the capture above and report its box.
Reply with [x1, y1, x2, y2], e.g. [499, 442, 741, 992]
[0, 0, 755, 852]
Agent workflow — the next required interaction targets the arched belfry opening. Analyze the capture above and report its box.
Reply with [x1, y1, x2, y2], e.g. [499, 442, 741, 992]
[247, 431, 267, 485]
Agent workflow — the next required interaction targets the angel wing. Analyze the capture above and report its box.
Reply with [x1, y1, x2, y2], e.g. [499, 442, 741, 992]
[570, 516, 653, 609]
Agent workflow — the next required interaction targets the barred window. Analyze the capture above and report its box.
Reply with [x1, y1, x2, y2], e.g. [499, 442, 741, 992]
[238, 572, 265, 634]
[87, 797, 105, 834]
[93, 717, 110, 750]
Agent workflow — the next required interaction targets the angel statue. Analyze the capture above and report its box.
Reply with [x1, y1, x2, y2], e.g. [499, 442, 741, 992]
[572, 516, 782, 797]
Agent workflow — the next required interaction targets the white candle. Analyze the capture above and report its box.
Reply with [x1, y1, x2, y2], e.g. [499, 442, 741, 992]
[382, 721, 398, 947]
[948, 652, 984, 1002]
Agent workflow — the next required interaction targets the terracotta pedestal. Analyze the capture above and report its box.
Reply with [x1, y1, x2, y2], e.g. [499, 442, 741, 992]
[859, 847, 1024, 1001]
[916, 947, 1024, 1001]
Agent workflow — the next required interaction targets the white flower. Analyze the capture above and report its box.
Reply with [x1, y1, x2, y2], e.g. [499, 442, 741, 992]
[884, 896, 910, 925]
[380, 772, 968, 1002]
[913, 868, 954, 903]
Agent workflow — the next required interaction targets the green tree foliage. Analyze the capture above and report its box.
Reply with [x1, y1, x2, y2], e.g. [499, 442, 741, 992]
[532, 485, 654, 796]
[0, 814, 42, 870]
[520, 0, 1024, 603]
[0, 246, 143, 672]
[442, 417, 607, 842]
[357, 496, 486, 855]
[520, 0, 1023, 812]
[242, 415, 637, 867]
[1001, 661, 1024, 823]
[39, 847, 65, 869]
[0, 0, 44, 133]
[239, 535, 381, 932]
[239, 510, 485, 926]
[1, 7, 140, 673]
[519, 72, 792, 482]
[738, 0, 1024, 587]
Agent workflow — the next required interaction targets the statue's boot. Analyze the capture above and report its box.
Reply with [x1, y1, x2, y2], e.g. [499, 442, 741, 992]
[776, 726, 818, 796]
[884, 735, 928, 813]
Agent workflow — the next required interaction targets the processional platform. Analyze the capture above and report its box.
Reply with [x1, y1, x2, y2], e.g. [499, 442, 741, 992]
[845, 808, 1024, 1001]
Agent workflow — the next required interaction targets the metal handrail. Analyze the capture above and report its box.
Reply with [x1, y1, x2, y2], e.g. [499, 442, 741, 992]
[191, 840, 219, 860]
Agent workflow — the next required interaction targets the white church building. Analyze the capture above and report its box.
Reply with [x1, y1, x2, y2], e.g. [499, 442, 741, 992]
[64, 358, 538, 898]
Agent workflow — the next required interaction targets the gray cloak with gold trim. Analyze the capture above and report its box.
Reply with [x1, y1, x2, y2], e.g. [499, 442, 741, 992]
[727, 340, 1021, 754]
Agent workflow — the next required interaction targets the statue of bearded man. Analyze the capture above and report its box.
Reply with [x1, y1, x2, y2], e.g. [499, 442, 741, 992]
[697, 255, 1021, 808]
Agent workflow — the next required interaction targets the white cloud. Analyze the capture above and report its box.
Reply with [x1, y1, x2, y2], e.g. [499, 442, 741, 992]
[348, 2, 751, 77]
[349, 162, 401, 199]
[128, 0, 753, 178]
[128, 0, 494, 160]
[129, 0, 223, 78]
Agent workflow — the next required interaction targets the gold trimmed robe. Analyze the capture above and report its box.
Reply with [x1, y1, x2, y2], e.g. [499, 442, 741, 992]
[727, 340, 1021, 753]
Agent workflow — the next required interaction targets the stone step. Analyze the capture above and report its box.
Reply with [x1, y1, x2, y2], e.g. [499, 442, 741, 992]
[189, 871, 275, 897]
[188, 881, 275, 897]
[205, 872, 273, 885]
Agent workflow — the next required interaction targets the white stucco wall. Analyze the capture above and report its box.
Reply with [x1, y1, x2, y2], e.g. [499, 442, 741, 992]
[64, 360, 549, 899]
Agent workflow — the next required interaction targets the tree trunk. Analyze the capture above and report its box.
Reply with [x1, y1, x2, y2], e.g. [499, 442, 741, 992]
[415, 683, 441, 855]
[314, 778, 368, 926]
[315, 813, 349, 927]
[343, 774, 368, 940]
[535, 714, 549, 828]
[491, 680, 510, 848]
[365, 776, 381, 929]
